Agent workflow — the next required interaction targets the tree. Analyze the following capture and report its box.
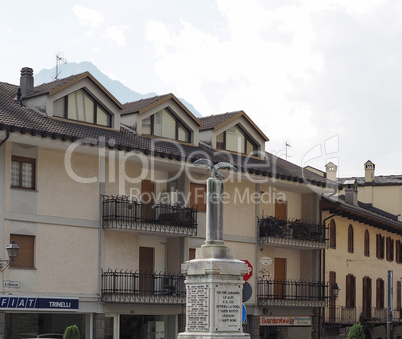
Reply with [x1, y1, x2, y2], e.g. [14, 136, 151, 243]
[63, 324, 81, 339]
[347, 322, 365, 339]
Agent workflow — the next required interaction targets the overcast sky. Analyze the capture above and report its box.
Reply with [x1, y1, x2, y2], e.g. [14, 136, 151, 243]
[1, 0, 401, 178]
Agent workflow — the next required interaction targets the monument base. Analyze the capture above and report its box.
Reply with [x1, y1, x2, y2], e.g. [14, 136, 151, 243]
[179, 257, 251, 338]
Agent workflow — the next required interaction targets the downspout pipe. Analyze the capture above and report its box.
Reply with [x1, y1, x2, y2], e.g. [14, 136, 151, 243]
[0, 129, 10, 148]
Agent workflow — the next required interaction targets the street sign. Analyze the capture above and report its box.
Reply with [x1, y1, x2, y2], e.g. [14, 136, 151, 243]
[242, 260, 253, 281]
[242, 304, 247, 323]
[242, 281, 252, 302]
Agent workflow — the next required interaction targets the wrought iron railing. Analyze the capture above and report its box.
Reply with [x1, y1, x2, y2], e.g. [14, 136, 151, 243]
[326, 306, 356, 323]
[101, 270, 186, 304]
[102, 195, 198, 235]
[258, 216, 326, 243]
[257, 278, 327, 306]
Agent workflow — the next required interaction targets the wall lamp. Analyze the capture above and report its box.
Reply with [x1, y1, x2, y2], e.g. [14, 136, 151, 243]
[332, 283, 340, 299]
[0, 241, 19, 272]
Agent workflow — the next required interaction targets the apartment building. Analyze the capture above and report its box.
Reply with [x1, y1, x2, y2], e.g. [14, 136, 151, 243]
[320, 163, 402, 338]
[0, 67, 330, 338]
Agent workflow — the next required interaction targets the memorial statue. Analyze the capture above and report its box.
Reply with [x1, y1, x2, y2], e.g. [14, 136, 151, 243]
[193, 158, 237, 180]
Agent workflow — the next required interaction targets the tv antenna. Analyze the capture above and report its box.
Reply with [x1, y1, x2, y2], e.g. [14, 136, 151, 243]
[285, 141, 291, 161]
[55, 53, 67, 80]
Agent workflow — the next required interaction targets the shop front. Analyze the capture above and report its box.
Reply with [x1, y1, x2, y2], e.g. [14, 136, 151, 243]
[0, 295, 93, 338]
[259, 315, 312, 338]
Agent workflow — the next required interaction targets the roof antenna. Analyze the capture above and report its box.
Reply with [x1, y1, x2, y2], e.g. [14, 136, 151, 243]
[285, 141, 291, 161]
[55, 52, 67, 80]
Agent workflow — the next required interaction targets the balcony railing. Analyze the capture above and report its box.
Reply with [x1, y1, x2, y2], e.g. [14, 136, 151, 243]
[258, 278, 328, 307]
[102, 195, 198, 235]
[101, 270, 186, 304]
[258, 216, 326, 248]
[326, 307, 356, 323]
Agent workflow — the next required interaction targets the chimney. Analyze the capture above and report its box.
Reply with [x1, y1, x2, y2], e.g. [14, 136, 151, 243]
[325, 162, 337, 182]
[364, 160, 375, 183]
[344, 179, 358, 205]
[20, 67, 34, 97]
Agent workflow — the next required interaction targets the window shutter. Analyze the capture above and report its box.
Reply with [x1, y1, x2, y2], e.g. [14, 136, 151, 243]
[190, 183, 206, 212]
[10, 234, 34, 268]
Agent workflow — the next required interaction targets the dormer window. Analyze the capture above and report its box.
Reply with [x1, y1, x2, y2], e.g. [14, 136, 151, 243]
[54, 89, 112, 127]
[216, 124, 257, 154]
[142, 108, 191, 142]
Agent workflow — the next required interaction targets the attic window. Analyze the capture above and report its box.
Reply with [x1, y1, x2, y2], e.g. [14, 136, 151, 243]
[216, 124, 257, 154]
[54, 89, 111, 127]
[142, 108, 190, 142]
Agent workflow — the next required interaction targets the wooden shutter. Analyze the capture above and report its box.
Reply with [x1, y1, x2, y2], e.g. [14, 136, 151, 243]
[396, 240, 401, 263]
[275, 200, 287, 219]
[376, 279, 384, 308]
[330, 219, 336, 249]
[329, 271, 336, 321]
[348, 225, 354, 253]
[190, 183, 206, 211]
[10, 234, 34, 268]
[189, 248, 196, 260]
[397, 281, 401, 310]
[364, 230, 370, 257]
[346, 274, 356, 308]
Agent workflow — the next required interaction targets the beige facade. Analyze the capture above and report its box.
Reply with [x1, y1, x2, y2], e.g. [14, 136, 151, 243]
[0, 68, 332, 338]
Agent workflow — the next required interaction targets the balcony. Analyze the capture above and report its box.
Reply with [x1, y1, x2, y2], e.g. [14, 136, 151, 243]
[257, 278, 327, 307]
[101, 270, 186, 304]
[326, 307, 356, 324]
[258, 216, 326, 249]
[102, 195, 198, 235]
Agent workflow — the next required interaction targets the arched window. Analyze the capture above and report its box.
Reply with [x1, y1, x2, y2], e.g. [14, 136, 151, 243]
[348, 224, 354, 253]
[330, 219, 336, 249]
[364, 230, 370, 257]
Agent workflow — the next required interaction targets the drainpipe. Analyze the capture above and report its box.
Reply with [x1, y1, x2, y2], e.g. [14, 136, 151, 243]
[0, 129, 9, 148]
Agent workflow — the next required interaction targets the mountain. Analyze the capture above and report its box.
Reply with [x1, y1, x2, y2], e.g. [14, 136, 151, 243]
[34, 61, 202, 117]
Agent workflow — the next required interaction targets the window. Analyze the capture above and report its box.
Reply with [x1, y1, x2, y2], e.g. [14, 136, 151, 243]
[396, 240, 402, 263]
[386, 237, 394, 261]
[11, 156, 35, 190]
[346, 274, 356, 308]
[190, 183, 206, 212]
[348, 224, 354, 253]
[364, 230, 370, 257]
[376, 234, 385, 259]
[54, 89, 111, 127]
[142, 108, 191, 142]
[329, 219, 336, 249]
[10, 234, 34, 268]
[216, 124, 258, 154]
[376, 278, 384, 309]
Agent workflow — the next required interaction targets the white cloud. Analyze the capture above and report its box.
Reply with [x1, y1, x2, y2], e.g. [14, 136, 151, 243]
[73, 5, 103, 27]
[106, 25, 129, 47]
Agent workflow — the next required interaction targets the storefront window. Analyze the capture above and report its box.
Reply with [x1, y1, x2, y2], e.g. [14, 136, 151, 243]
[6, 313, 88, 339]
[120, 314, 176, 339]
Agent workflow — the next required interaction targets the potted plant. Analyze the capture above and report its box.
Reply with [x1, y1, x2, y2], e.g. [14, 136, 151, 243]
[347, 322, 365, 339]
[63, 324, 81, 339]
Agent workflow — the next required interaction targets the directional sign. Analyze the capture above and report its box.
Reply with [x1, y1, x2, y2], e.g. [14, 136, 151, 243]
[242, 304, 247, 323]
[242, 260, 253, 282]
[242, 281, 252, 302]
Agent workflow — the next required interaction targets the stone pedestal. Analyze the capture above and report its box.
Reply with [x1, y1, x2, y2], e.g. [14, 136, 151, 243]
[178, 258, 250, 338]
[178, 243, 250, 338]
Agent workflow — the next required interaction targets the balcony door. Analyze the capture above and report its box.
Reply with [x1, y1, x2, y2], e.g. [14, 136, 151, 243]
[363, 276, 372, 320]
[275, 200, 287, 219]
[274, 258, 286, 298]
[139, 247, 154, 294]
[141, 180, 155, 221]
[329, 271, 336, 322]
